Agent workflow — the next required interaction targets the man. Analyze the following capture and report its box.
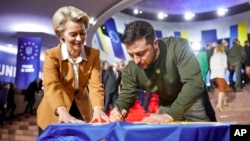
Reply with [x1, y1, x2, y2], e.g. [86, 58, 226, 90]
[110, 20, 216, 123]
[243, 40, 250, 83]
[0, 83, 10, 125]
[228, 39, 246, 92]
[103, 62, 122, 114]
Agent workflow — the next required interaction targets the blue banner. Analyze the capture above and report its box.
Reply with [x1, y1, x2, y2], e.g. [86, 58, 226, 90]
[0, 52, 16, 83]
[105, 18, 126, 60]
[201, 29, 217, 47]
[174, 31, 181, 37]
[155, 30, 163, 38]
[15, 37, 41, 89]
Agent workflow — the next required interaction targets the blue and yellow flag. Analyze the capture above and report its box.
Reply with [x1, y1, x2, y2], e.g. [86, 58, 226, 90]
[174, 31, 188, 39]
[230, 22, 247, 47]
[105, 18, 126, 60]
[95, 27, 109, 53]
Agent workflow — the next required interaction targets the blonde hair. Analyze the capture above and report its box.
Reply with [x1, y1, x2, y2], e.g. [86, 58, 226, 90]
[52, 6, 89, 39]
[214, 44, 225, 53]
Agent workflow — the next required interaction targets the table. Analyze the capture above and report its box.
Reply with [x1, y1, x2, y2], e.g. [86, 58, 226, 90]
[37, 122, 234, 141]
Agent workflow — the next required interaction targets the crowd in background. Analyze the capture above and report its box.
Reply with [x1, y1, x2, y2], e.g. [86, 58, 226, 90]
[196, 38, 250, 112]
[0, 78, 43, 125]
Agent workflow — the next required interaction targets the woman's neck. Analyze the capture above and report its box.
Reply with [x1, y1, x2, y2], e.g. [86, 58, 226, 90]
[68, 48, 80, 59]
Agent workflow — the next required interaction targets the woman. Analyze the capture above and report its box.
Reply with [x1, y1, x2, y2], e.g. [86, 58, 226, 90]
[210, 44, 229, 112]
[37, 6, 110, 134]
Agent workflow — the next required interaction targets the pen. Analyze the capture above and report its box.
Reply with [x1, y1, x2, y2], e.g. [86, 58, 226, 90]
[115, 103, 125, 122]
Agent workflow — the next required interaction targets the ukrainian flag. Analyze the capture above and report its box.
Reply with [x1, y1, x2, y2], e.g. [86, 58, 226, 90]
[95, 27, 109, 53]
[230, 22, 248, 47]
[174, 31, 188, 39]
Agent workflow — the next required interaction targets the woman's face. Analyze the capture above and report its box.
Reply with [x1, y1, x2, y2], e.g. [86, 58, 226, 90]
[61, 20, 86, 52]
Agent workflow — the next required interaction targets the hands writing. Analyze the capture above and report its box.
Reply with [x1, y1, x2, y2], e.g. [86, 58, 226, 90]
[109, 107, 127, 122]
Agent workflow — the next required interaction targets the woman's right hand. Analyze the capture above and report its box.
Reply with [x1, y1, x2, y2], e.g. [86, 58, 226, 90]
[56, 106, 85, 123]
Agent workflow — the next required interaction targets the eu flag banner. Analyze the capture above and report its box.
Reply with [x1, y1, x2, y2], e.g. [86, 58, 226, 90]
[15, 37, 41, 89]
[105, 18, 126, 60]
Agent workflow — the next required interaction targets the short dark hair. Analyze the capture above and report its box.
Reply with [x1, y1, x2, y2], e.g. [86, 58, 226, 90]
[122, 20, 155, 45]
[233, 38, 239, 44]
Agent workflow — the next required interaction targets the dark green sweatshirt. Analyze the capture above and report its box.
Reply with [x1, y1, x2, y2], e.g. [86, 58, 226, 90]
[116, 36, 205, 120]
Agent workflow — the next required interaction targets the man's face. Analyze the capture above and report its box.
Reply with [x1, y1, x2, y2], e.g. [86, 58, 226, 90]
[125, 37, 157, 69]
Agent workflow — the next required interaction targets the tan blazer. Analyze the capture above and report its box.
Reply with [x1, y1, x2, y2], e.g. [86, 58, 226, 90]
[37, 44, 104, 130]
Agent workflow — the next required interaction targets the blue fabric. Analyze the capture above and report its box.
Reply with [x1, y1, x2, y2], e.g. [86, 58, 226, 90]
[37, 122, 233, 141]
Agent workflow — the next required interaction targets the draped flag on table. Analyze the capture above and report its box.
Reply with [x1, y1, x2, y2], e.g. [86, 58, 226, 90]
[174, 31, 188, 39]
[96, 27, 109, 53]
[230, 22, 248, 47]
[104, 18, 126, 60]
[15, 37, 41, 89]
[201, 29, 217, 47]
[155, 30, 163, 38]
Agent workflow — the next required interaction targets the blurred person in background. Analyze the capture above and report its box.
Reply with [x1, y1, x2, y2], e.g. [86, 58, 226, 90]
[0, 83, 10, 125]
[210, 44, 229, 112]
[228, 38, 246, 92]
[7, 83, 17, 120]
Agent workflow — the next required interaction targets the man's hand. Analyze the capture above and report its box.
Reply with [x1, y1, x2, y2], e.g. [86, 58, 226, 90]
[109, 107, 127, 122]
[141, 114, 174, 124]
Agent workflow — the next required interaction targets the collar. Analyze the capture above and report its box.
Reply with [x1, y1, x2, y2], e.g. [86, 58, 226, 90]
[61, 43, 87, 61]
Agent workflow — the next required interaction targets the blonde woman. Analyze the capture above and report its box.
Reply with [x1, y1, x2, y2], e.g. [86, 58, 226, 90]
[210, 44, 229, 112]
[37, 6, 110, 135]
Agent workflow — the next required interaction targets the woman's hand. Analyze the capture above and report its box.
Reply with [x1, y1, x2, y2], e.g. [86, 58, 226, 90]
[141, 114, 174, 124]
[89, 106, 110, 123]
[57, 106, 85, 124]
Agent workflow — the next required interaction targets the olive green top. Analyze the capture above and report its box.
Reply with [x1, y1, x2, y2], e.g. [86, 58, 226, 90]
[116, 36, 205, 120]
[228, 44, 246, 65]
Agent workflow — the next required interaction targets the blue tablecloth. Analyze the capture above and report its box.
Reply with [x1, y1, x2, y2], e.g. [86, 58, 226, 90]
[37, 122, 233, 141]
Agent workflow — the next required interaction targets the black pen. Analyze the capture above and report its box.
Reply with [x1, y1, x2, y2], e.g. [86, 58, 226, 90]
[115, 103, 125, 122]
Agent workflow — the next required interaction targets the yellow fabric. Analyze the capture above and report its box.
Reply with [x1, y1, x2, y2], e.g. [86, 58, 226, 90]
[238, 22, 247, 46]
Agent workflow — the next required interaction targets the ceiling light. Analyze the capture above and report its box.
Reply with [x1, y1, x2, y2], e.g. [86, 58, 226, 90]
[157, 12, 168, 20]
[217, 8, 228, 16]
[89, 17, 96, 26]
[133, 9, 142, 15]
[184, 12, 195, 20]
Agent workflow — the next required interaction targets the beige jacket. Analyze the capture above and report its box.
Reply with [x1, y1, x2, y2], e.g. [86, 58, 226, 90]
[37, 44, 104, 130]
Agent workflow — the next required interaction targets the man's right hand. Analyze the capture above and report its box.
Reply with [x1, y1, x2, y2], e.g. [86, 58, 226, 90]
[109, 107, 127, 122]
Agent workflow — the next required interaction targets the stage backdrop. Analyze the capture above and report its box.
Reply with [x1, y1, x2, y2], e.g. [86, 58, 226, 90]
[15, 37, 41, 89]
